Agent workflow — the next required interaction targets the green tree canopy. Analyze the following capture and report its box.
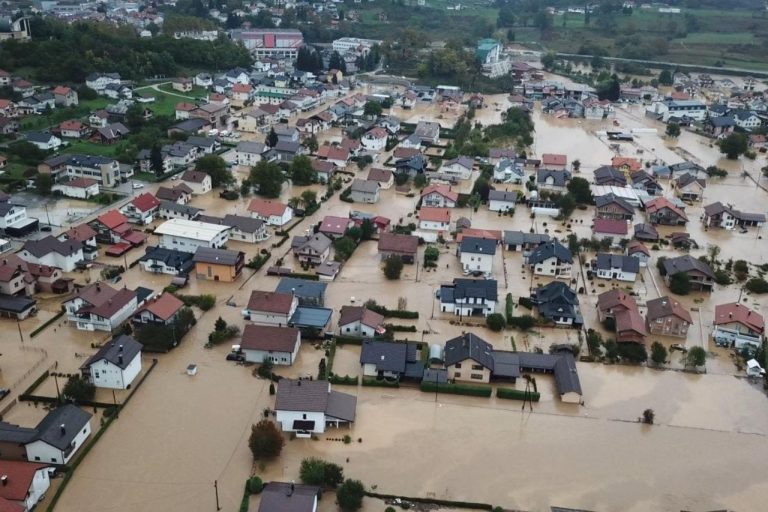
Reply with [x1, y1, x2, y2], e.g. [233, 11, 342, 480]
[248, 420, 284, 459]
[195, 154, 233, 188]
[718, 133, 748, 159]
[249, 160, 286, 198]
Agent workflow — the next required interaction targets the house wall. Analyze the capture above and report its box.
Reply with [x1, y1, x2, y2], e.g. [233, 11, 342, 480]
[348, 190, 379, 204]
[460, 252, 494, 274]
[243, 338, 299, 365]
[339, 320, 376, 337]
[0, 440, 29, 460]
[422, 193, 455, 208]
[25, 467, 51, 510]
[25, 421, 91, 464]
[140, 259, 180, 275]
[532, 256, 572, 278]
[595, 268, 637, 282]
[244, 310, 292, 327]
[447, 360, 491, 383]
[195, 262, 238, 282]
[488, 199, 515, 212]
[78, 297, 137, 332]
[20, 248, 83, 272]
[89, 354, 141, 389]
[648, 316, 689, 337]
[159, 232, 228, 252]
[185, 178, 212, 195]
[276, 410, 327, 433]
[419, 220, 450, 231]
[441, 298, 497, 317]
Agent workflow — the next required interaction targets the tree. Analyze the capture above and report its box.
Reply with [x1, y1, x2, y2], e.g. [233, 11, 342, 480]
[214, 316, 227, 332]
[36, 174, 53, 196]
[333, 237, 357, 262]
[665, 123, 681, 138]
[413, 173, 428, 188]
[300, 457, 345, 487]
[596, 74, 621, 101]
[195, 154, 233, 188]
[686, 346, 707, 367]
[642, 408, 655, 425]
[658, 69, 673, 85]
[356, 155, 373, 172]
[359, 218, 374, 240]
[486, 313, 506, 331]
[300, 189, 317, 208]
[248, 476, 264, 494]
[336, 479, 365, 512]
[63, 375, 96, 402]
[718, 133, 748, 159]
[266, 127, 278, 148]
[650, 341, 668, 366]
[249, 161, 285, 198]
[240, 178, 251, 197]
[290, 155, 316, 186]
[383, 255, 404, 280]
[566, 177, 592, 204]
[248, 420, 284, 459]
[150, 144, 165, 175]
[604, 339, 619, 362]
[303, 134, 318, 154]
[328, 51, 347, 74]
[669, 273, 691, 295]
[363, 101, 382, 118]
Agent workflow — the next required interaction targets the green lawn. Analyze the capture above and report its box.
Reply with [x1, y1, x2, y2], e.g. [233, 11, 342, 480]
[156, 83, 208, 98]
[135, 90, 183, 117]
[680, 32, 757, 44]
[19, 98, 112, 131]
[60, 140, 121, 157]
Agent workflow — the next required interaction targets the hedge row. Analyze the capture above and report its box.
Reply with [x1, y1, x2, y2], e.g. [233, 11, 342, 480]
[30, 311, 65, 338]
[328, 374, 358, 385]
[334, 336, 364, 346]
[362, 377, 400, 388]
[496, 388, 541, 402]
[420, 381, 492, 397]
[385, 324, 417, 332]
[366, 304, 419, 319]
[283, 272, 319, 281]
[364, 491, 493, 510]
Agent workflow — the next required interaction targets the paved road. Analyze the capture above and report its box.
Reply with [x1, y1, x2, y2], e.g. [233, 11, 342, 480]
[555, 52, 768, 77]
[134, 82, 198, 100]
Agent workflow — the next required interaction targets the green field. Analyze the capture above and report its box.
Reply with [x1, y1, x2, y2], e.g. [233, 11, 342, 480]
[680, 32, 757, 44]
[61, 140, 121, 157]
[156, 83, 209, 99]
[135, 89, 184, 117]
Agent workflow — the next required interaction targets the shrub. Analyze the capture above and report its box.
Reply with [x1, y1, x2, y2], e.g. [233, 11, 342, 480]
[63, 375, 96, 402]
[518, 297, 533, 309]
[486, 313, 506, 331]
[642, 408, 655, 425]
[497, 387, 541, 401]
[208, 325, 240, 345]
[248, 420, 284, 459]
[617, 342, 647, 363]
[656, 256, 668, 276]
[686, 346, 707, 367]
[424, 246, 439, 267]
[336, 479, 365, 511]
[383, 254, 404, 280]
[248, 476, 264, 494]
[420, 381, 492, 397]
[176, 293, 216, 311]
[714, 269, 732, 285]
[586, 329, 603, 358]
[257, 360, 274, 379]
[669, 273, 691, 295]
[745, 277, 768, 294]
[650, 341, 667, 365]
[508, 315, 536, 330]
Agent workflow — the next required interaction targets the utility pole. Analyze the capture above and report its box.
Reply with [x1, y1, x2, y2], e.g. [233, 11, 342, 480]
[16, 319, 23, 343]
[214, 480, 221, 511]
[53, 373, 61, 401]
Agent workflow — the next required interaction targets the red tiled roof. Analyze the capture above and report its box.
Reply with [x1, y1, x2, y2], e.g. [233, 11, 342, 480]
[248, 198, 288, 217]
[52, 86, 72, 95]
[64, 177, 98, 188]
[596, 289, 637, 313]
[60, 120, 84, 131]
[592, 218, 628, 235]
[175, 102, 196, 111]
[714, 303, 764, 333]
[627, 240, 650, 256]
[122, 231, 147, 246]
[645, 197, 688, 221]
[247, 291, 294, 314]
[0, 496, 25, 512]
[611, 157, 642, 171]
[542, 153, 567, 166]
[96, 210, 128, 230]
[366, 127, 388, 139]
[378, 233, 418, 255]
[419, 207, 451, 223]
[136, 292, 184, 321]
[64, 224, 97, 242]
[232, 83, 252, 93]
[0, 461, 50, 502]
[311, 160, 335, 173]
[455, 228, 502, 242]
[616, 308, 647, 337]
[320, 216, 351, 236]
[130, 192, 160, 212]
[241, 324, 299, 352]
[393, 147, 421, 159]
[318, 146, 349, 162]
[421, 184, 458, 202]
[340, 138, 360, 151]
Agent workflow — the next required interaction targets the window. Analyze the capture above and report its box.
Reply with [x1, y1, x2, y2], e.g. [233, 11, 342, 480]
[454, 372, 461, 378]
[471, 364, 483, 371]
[34, 457, 40, 461]
[454, 363, 462, 369]
[302, 414, 307, 419]
[470, 374, 483, 380]
[51, 458, 57, 462]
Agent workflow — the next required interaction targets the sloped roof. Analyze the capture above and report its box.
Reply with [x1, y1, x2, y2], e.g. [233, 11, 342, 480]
[593, 218, 629, 235]
[528, 240, 573, 265]
[444, 333, 494, 370]
[81, 335, 142, 370]
[241, 324, 299, 352]
[135, 293, 184, 321]
[714, 302, 764, 332]
[130, 193, 160, 212]
[663, 255, 715, 279]
[378, 233, 418, 255]
[421, 184, 458, 202]
[34, 405, 92, 451]
[338, 306, 384, 330]
[247, 290, 294, 314]
[419, 207, 451, 223]
[646, 296, 692, 324]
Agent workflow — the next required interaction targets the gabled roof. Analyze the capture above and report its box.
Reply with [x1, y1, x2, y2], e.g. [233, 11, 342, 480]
[714, 302, 764, 332]
[258, 482, 320, 512]
[444, 333, 494, 370]
[440, 278, 497, 303]
[292, 232, 332, 254]
[350, 179, 379, 194]
[22, 236, 82, 258]
[645, 197, 688, 221]
[487, 190, 517, 203]
[96, 210, 128, 230]
[460, 236, 497, 256]
[611, 156, 642, 171]
[536, 168, 571, 186]
[528, 240, 572, 265]
[541, 153, 567, 166]
[192, 246, 242, 266]
[615, 307, 647, 337]
[596, 288, 637, 313]
[83, 288, 137, 319]
[421, 184, 458, 202]
[0, 461, 50, 503]
[627, 240, 650, 256]
[130, 193, 160, 212]
[595, 193, 633, 213]
[81, 334, 142, 370]
[675, 172, 706, 189]
[338, 306, 385, 330]
[275, 379, 356, 422]
[247, 291, 294, 314]
[320, 215, 351, 236]
[248, 198, 288, 217]
[275, 278, 327, 300]
[634, 222, 659, 240]
[419, 207, 451, 223]
[646, 296, 692, 324]
[241, 324, 299, 352]
[367, 167, 392, 183]
[593, 218, 629, 235]
[378, 233, 418, 255]
[360, 340, 408, 373]
[135, 293, 184, 321]
[595, 166, 628, 185]
[181, 169, 210, 183]
[595, 252, 639, 273]
[663, 255, 715, 279]
[503, 230, 550, 246]
[34, 405, 92, 451]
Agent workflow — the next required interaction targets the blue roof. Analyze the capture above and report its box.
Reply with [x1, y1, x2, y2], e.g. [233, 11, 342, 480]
[289, 306, 332, 329]
[276, 278, 327, 299]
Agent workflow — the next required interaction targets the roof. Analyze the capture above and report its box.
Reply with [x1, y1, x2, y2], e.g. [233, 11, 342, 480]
[663, 255, 715, 279]
[536, 168, 571, 187]
[338, 306, 384, 330]
[0, 422, 37, 445]
[236, 141, 266, 155]
[258, 482, 320, 512]
[611, 156, 642, 171]
[81, 335, 142, 370]
[414, 120, 440, 139]
[155, 219, 229, 242]
[441, 278, 497, 303]
[0, 461, 51, 502]
[443, 155, 474, 170]
[83, 288, 137, 319]
[634, 223, 659, 240]
[593, 218, 629, 235]
[419, 207, 451, 223]
[350, 179, 380, 194]
[181, 170, 210, 183]
[360, 340, 408, 372]
[595, 193, 633, 213]
[645, 197, 688, 221]
[455, 228, 502, 243]
[460, 237, 497, 256]
[22, 236, 82, 258]
[320, 216, 351, 236]
[291, 232, 332, 254]
[26, 132, 56, 143]
[34, 405, 92, 451]
[444, 333, 494, 370]
[378, 233, 418, 255]
[646, 296, 692, 324]
[96, 210, 128, 230]
[130, 193, 160, 212]
[542, 153, 567, 166]
[595, 253, 639, 273]
[248, 198, 288, 217]
[247, 291, 294, 314]
[367, 167, 392, 183]
[528, 240, 572, 265]
[616, 307, 647, 337]
[421, 184, 458, 202]
[59, 177, 98, 189]
[139, 246, 194, 272]
[533, 281, 581, 321]
[275, 379, 356, 422]
[241, 324, 299, 352]
[275, 278, 327, 300]
[627, 240, 650, 256]
[488, 190, 517, 203]
[675, 172, 706, 189]
[714, 303, 764, 332]
[594, 166, 628, 185]
[135, 293, 185, 321]
[703, 201, 766, 223]
[193, 246, 242, 266]
[503, 230, 550, 246]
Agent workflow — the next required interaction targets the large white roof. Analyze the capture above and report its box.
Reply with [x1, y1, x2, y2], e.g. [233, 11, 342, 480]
[154, 218, 230, 242]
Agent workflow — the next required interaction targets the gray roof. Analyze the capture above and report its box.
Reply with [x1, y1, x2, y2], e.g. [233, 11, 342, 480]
[528, 240, 573, 265]
[26, 132, 57, 143]
[488, 190, 517, 203]
[633, 223, 659, 240]
[360, 340, 408, 373]
[35, 405, 92, 450]
[289, 306, 333, 329]
[258, 482, 320, 512]
[459, 236, 497, 256]
[708, 116, 736, 127]
[423, 368, 448, 384]
[350, 179, 380, 194]
[275, 141, 301, 153]
[595, 253, 640, 273]
[444, 333, 494, 370]
[81, 335, 142, 370]
[186, 136, 217, 149]
[595, 193, 633, 213]
[594, 166, 627, 185]
[236, 141, 266, 154]
[159, 201, 202, 216]
[491, 350, 521, 378]
[414, 120, 440, 140]
[440, 278, 498, 304]
[676, 173, 706, 189]
[532, 281, 581, 322]
[503, 230, 550, 246]
[171, 118, 208, 133]
[23, 236, 83, 258]
[0, 293, 36, 314]
[536, 168, 571, 187]
[197, 214, 265, 234]
[663, 255, 715, 279]
[276, 278, 327, 300]
[192, 246, 242, 266]
[0, 421, 38, 444]
[275, 380, 356, 422]
[291, 233, 332, 254]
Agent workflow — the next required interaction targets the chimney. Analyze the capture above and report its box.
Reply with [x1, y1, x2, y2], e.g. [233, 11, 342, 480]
[118, 355, 123, 365]
[119, 344, 123, 352]
[0, 475, 6, 486]
[96, 283, 101, 292]
[60, 424, 66, 435]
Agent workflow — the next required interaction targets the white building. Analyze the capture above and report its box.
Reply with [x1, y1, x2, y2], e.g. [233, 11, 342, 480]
[459, 237, 496, 276]
[242, 291, 298, 327]
[274, 380, 357, 435]
[488, 190, 517, 212]
[438, 278, 498, 317]
[155, 218, 230, 252]
[712, 302, 764, 350]
[0, 460, 51, 511]
[63, 283, 138, 332]
[647, 99, 707, 122]
[19, 236, 83, 272]
[234, 141, 267, 166]
[24, 405, 92, 465]
[240, 324, 301, 365]
[180, 170, 213, 195]
[527, 240, 573, 278]
[80, 335, 142, 389]
[593, 253, 640, 282]
[332, 37, 382, 56]
[51, 177, 100, 199]
[360, 127, 388, 151]
[338, 306, 385, 337]
[247, 198, 293, 226]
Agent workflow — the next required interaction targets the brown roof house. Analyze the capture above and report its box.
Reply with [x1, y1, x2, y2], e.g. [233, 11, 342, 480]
[378, 233, 418, 264]
[242, 290, 298, 327]
[291, 233, 332, 267]
[646, 296, 692, 338]
[338, 306, 385, 337]
[63, 282, 138, 332]
[240, 324, 301, 365]
[645, 197, 688, 226]
[662, 255, 715, 292]
[713, 302, 765, 350]
[274, 379, 357, 435]
[133, 292, 185, 326]
[596, 289, 637, 323]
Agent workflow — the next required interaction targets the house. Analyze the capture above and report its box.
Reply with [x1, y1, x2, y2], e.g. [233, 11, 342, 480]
[614, 305, 647, 344]
[316, 145, 349, 168]
[418, 208, 451, 236]
[611, 157, 642, 174]
[527, 240, 573, 278]
[503, 231, 550, 252]
[180, 170, 212, 195]
[86, 72, 121, 92]
[702, 202, 766, 230]
[193, 247, 244, 282]
[133, 292, 184, 325]
[360, 340, 423, 380]
[595, 193, 634, 220]
[19, 237, 83, 272]
[156, 184, 193, 204]
[531, 281, 582, 327]
[292, 233, 332, 266]
[248, 198, 293, 226]
[493, 159, 525, 184]
[58, 224, 98, 261]
[319, 216, 353, 239]
[593, 253, 639, 282]
[258, 482, 320, 512]
[241, 324, 301, 365]
[713, 302, 764, 350]
[378, 233, 418, 264]
[594, 166, 627, 187]
[645, 197, 688, 225]
[592, 218, 630, 246]
[488, 190, 517, 212]
[536, 169, 571, 192]
[733, 110, 761, 131]
[155, 219, 229, 252]
[53, 86, 78, 107]
[51, 177, 99, 199]
[348, 179, 380, 203]
[25, 132, 61, 151]
[157, 201, 202, 221]
[414, 121, 440, 144]
[234, 141, 267, 167]
[338, 306, 385, 337]
[242, 291, 298, 327]
[597, 288, 638, 324]
[88, 110, 109, 128]
[646, 296, 692, 338]
[274, 379, 356, 435]
[175, 102, 196, 120]
[704, 115, 736, 137]
[58, 120, 90, 139]
[458, 237, 496, 276]
[63, 282, 138, 332]
[663, 255, 715, 291]
[439, 156, 474, 180]
[0, 203, 39, 237]
[541, 153, 567, 170]
[367, 168, 394, 189]
[395, 154, 427, 177]
[138, 246, 194, 276]
[93, 123, 130, 144]
[0, 460, 52, 511]
[80, 335, 143, 389]
[675, 173, 706, 202]
[360, 127, 388, 151]
[275, 278, 328, 307]
[0, 117, 19, 135]
[24, 405, 92, 465]
[634, 222, 659, 242]
[421, 184, 458, 208]
[439, 278, 497, 317]
[444, 333, 495, 383]
[626, 240, 651, 267]
[120, 193, 160, 225]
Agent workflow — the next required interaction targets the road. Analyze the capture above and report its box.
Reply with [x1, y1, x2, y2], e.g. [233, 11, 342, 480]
[133, 82, 199, 100]
[555, 52, 768, 77]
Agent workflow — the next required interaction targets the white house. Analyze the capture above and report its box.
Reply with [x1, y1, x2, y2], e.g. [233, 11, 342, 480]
[63, 283, 138, 332]
[439, 156, 474, 180]
[0, 202, 39, 237]
[733, 110, 761, 131]
[421, 184, 458, 208]
[240, 324, 301, 365]
[438, 278, 498, 317]
[713, 302, 764, 350]
[274, 379, 357, 435]
[338, 306, 385, 337]
[527, 240, 573, 278]
[247, 198, 293, 226]
[242, 290, 298, 327]
[138, 246, 195, 275]
[647, 99, 707, 122]
[418, 208, 451, 241]
[360, 127, 388, 151]
[85, 72, 121, 92]
[459, 237, 496, 276]
[180, 170, 213, 195]
[493, 158, 525, 184]
[154, 218, 230, 252]
[19, 236, 84, 272]
[0, 460, 52, 511]
[51, 177, 99, 199]
[24, 405, 92, 465]
[80, 335, 142, 389]
[348, 179, 380, 204]
[593, 253, 639, 282]
[120, 193, 160, 226]
[234, 141, 267, 166]
[25, 132, 61, 151]
[488, 190, 517, 212]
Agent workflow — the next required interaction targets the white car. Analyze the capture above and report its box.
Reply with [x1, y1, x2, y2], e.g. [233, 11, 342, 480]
[132, 183, 144, 189]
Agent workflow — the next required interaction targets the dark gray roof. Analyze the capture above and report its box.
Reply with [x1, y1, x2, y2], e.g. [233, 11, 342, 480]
[192, 246, 242, 265]
[159, 201, 202, 216]
[276, 278, 327, 300]
[197, 214, 265, 234]
[528, 240, 573, 265]
[275, 380, 331, 413]
[663, 255, 715, 279]
[633, 223, 659, 240]
[503, 230, 550, 246]
[595, 193, 633, 213]
[0, 293, 36, 314]
[81, 335, 142, 370]
[289, 306, 333, 329]
[491, 350, 520, 378]
[593, 166, 627, 185]
[26, 132, 57, 143]
[139, 246, 195, 273]
[536, 168, 571, 187]
[459, 236, 497, 256]
[440, 278, 498, 304]
[360, 340, 408, 373]
[171, 118, 208, 133]
[258, 482, 320, 512]
[34, 405, 92, 450]
[488, 190, 517, 203]
[707, 116, 736, 127]
[275, 141, 301, 153]
[595, 253, 640, 273]
[676, 172, 706, 189]
[444, 333, 494, 370]
[423, 368, 448, 384]
[533, 281, 580, 322]
[0, 421, 38, 444]
[23, 236, 83, 258]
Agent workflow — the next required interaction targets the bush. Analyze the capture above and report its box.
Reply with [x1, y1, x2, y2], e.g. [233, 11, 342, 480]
[686, 346, 707, 367]
[424, 246, 439, 267]
[383, 254, 404, 280]
[364, 300, 419, 319]
[508, 315, 536, 330]
[248, 476, 264, 494]
[650, 341, 667, 365]
[420, 381, 492, 397]
[63, 375, 96, 402]
[337, 479, 365, 512]
[745, 277, 768, 294]
[247, 253, 271, 270]
[208, 325, 240, 345]
[586, 329, 603, 358]
[669, 273, 691, 295]
[248, 420, 284, 459]
[176, 293, 216, 310]
[300, 457, 345, 488]
[328, 374, 358, 385]
[713, 269, 732, 285]
[617, 342, 647, 363]
[485, 313, 506, 331]
[497, 387, 541, 401]
[518, 297, 533, 309]
[362, 377, 400, 388]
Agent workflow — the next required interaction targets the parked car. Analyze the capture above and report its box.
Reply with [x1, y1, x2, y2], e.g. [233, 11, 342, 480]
[132, 182, 144, 189]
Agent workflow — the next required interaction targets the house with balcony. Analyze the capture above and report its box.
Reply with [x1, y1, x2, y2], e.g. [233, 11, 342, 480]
[646, 296, 692, 338]
[531, 281, 582, 327]
[242, 290, 299, 327]
[58, 224, 98, 261]
[713, 302, 764, 350]
[663, 255, 715, 292]
[438, 278, 497, 317]
[702, 201, 766, 230]
[63, 282, 138, 332]
[527, 240, 573, 278]
[291, 233, 332, 266]
[120, 193, 160, 225]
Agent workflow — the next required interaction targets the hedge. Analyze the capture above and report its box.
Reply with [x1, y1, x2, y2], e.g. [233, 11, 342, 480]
[362, 377, 400, 388]
[420, 381, 492, 397]
[364, 491, 493, 510]
[366, 304, 419, 319]
[239, 480, 250, 512]
[496, 387, 540, 401]
[334, 336, 364, 346]
[518, 297, 534, 309]
[30, 311, 65, 338]
[246, 253, 271, 270]
[385, 324, 417, 332]
[21, 371, 49, 397]
[284, 272, 319, 281]
[328, 374, 358, 385]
